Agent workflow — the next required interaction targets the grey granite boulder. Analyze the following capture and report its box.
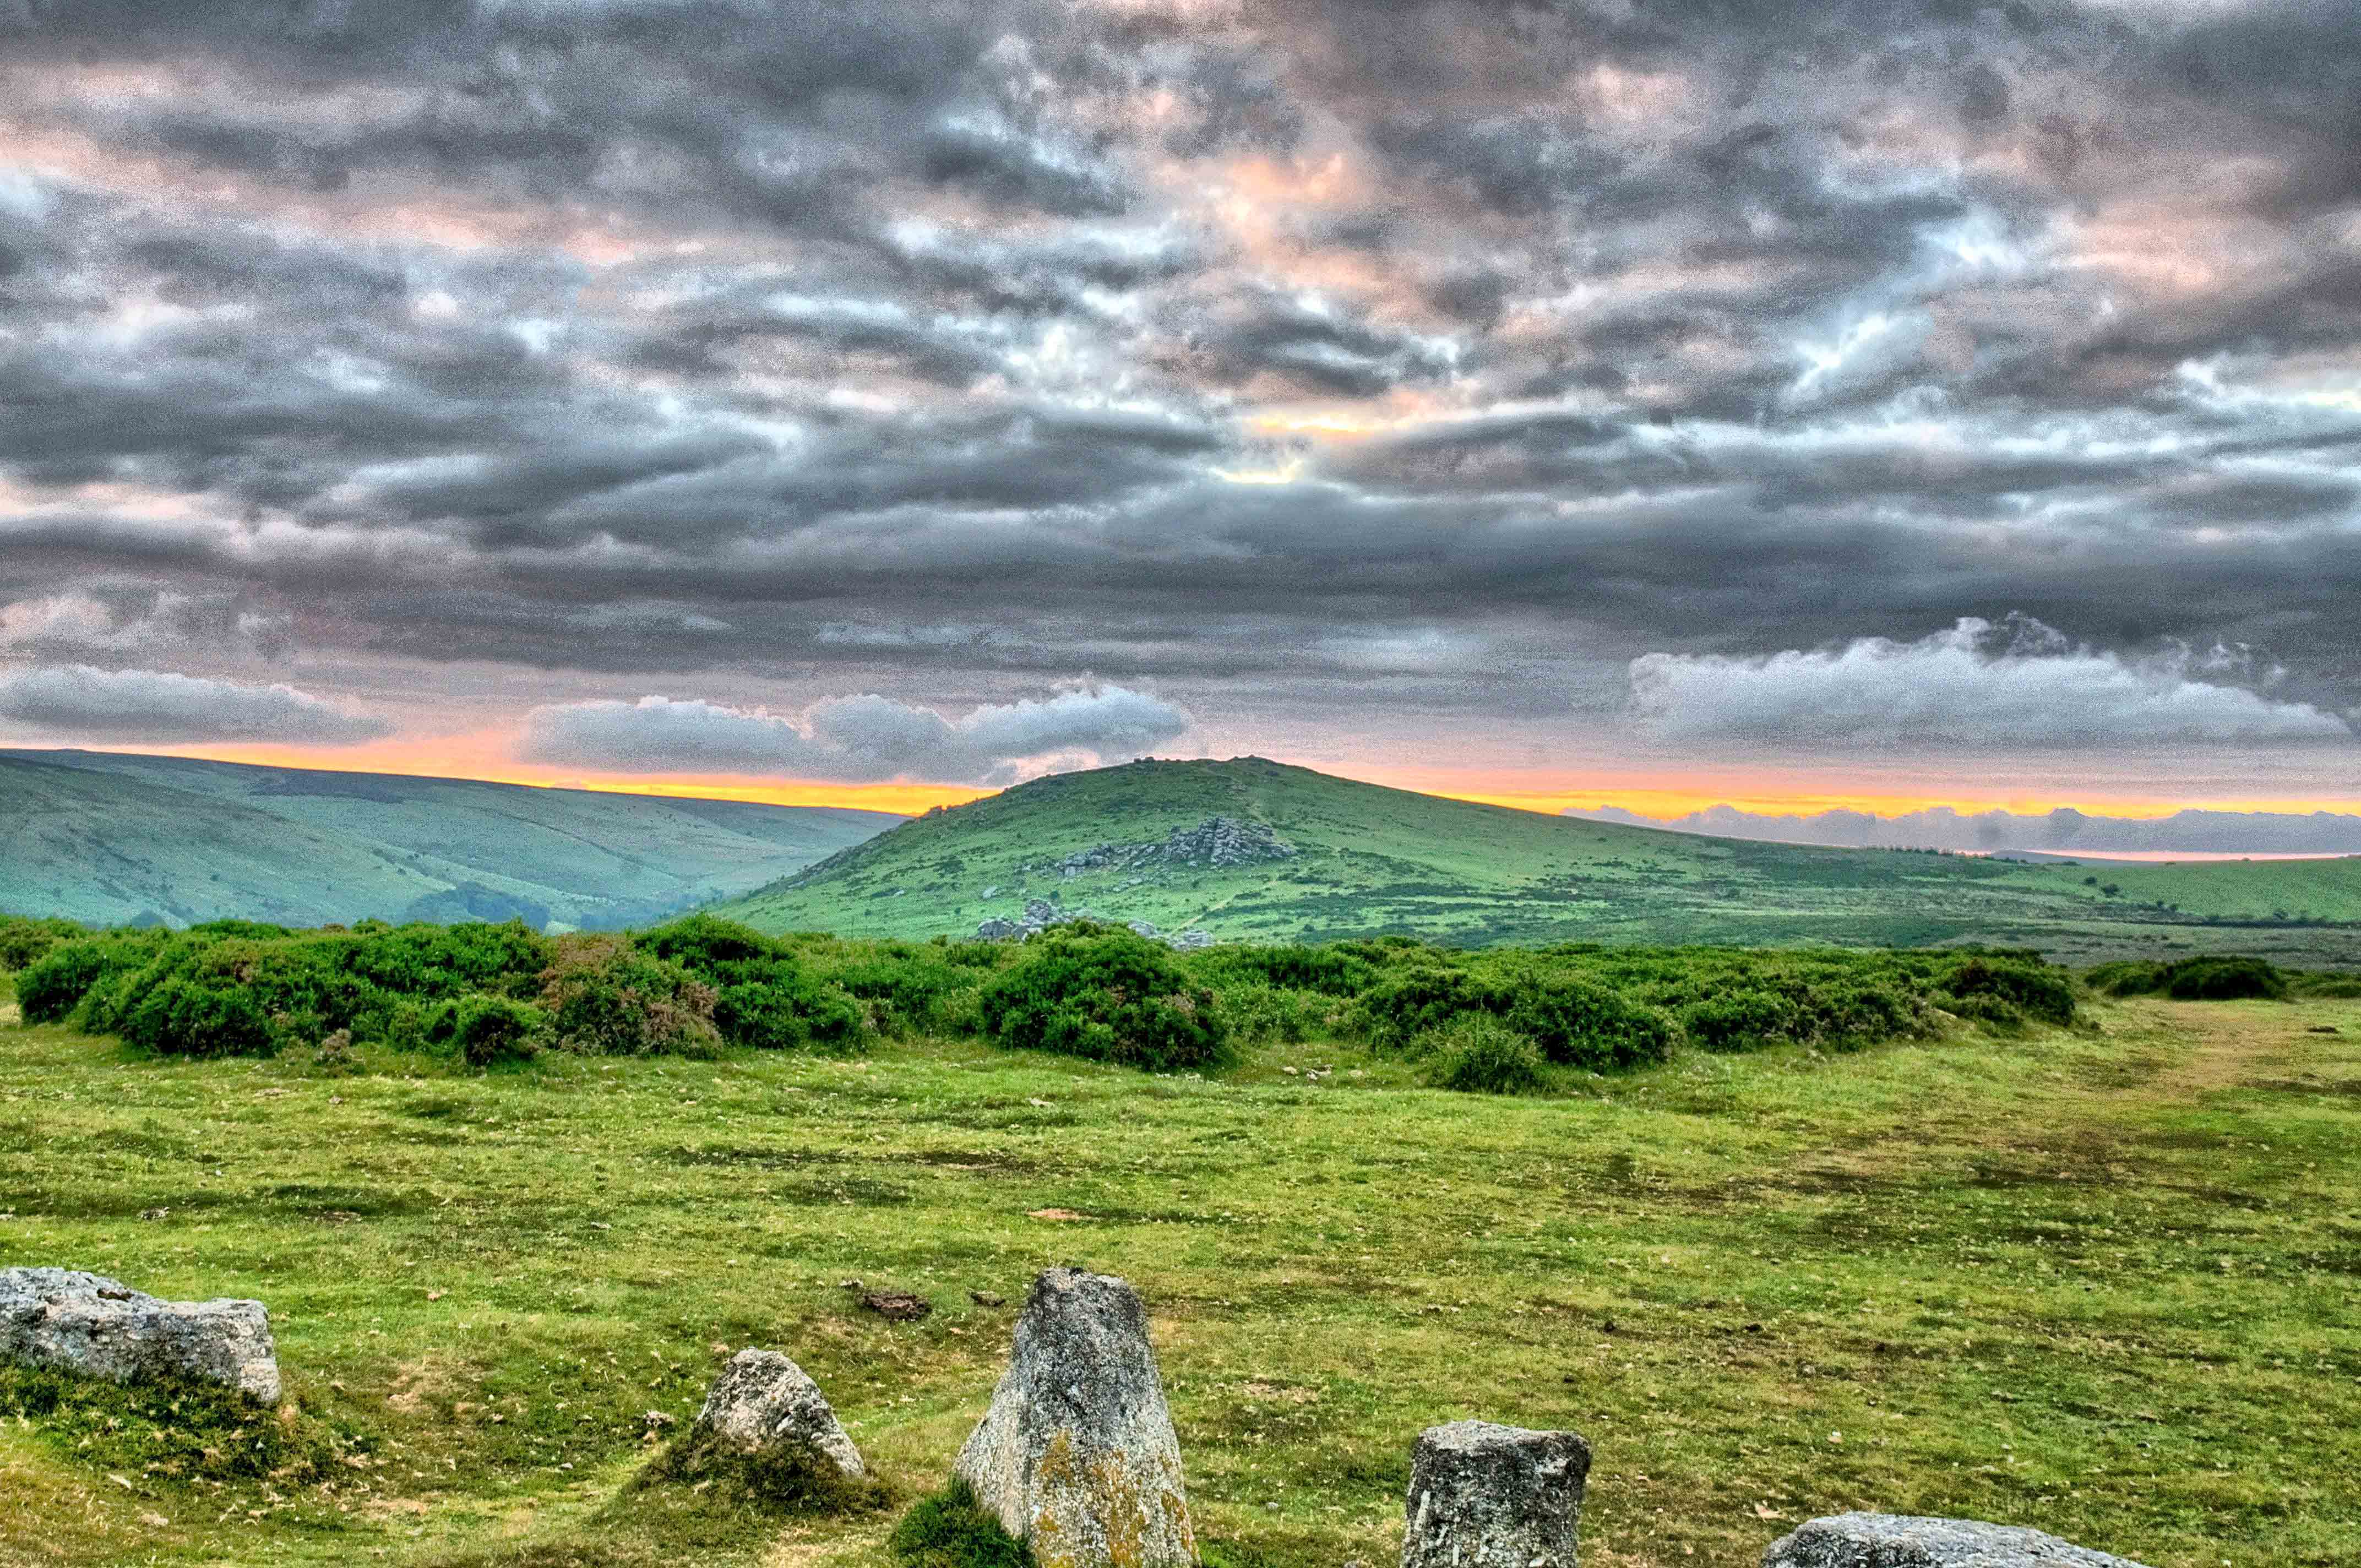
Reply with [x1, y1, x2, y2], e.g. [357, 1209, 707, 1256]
[953, 1267, 1195, 1568]
[0, 1267, 280, 1403]
[690, 1349, 864, 1477]
[1401, 1420, 1591, 1568]
[1761, 1513, 2153, 1567]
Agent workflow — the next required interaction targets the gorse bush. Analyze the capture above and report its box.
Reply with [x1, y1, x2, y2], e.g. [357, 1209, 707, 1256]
[977, 924, 1229, 1071]
[0, 914, 79, 974]
[537, 938, 721, 1057]
[6, 903, 2095, 1078]
[425, 993, 545, 1066]
[1355, 958, 1675, 1071]
[1418, 1015, 1548, 1095]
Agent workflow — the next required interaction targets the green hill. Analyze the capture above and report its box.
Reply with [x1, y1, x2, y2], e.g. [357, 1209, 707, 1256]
[0, 749, 897, 930]
[714, 756, 2361, 965]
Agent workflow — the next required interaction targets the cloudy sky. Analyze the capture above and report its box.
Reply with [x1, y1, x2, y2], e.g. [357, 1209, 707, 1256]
[3, 0, 2358, 817]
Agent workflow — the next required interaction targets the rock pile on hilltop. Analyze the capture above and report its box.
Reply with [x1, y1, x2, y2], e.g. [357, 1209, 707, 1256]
[1054, 815, 1297, 878]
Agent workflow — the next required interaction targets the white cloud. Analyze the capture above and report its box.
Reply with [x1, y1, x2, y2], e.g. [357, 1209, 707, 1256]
[1628, 617, 2355, 748]
[0, 663, 392, 743]
[520, 684, 1193, 781]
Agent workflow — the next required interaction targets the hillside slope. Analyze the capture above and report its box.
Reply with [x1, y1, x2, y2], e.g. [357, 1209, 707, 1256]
[0, 750, 897, 929]
[714, 756, 2361, 965]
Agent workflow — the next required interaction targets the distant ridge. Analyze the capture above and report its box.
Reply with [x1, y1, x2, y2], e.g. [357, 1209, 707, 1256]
[1566, 802, 2361, 856]
[0, 749, 897, 930]
[711, 756, 2361, 966]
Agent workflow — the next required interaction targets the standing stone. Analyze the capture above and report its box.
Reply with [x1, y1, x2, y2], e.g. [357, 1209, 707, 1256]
[1761, 1513, 2153, 1567]
[0, 1267, 280, 1403]
[688, 1349, 865, 1477]
[1401, 1421, 1591, 1568]
[954, 1267, 1194, 1568]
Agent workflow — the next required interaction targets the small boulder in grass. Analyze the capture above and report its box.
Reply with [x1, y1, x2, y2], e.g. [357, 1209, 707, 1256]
[0, 1268, 280, 1403]
[863, 1290, 933, 1322]
[1401, 1420, 1591, 1568]
[638, 1348, 882, 1513]
[1760, 1513, 2155, 1567]
[692, 1349, 866, 1478]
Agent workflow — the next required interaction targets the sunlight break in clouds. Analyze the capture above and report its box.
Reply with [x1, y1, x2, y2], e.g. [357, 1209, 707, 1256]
[520, 685, 1193, 783]
[1628, 618, 2356, 749]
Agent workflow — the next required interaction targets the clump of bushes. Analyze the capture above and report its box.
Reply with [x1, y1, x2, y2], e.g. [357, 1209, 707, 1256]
[1933, 955, 2078, 1028]
[423, 993, 545, 1066]
[0, 914, 79, 974]
[978, 924, 1229, 1071]
[1417, 1015, 1548, 1095]
[644, 916, 868, 1050]
[2087, 954, 2288, 1001]
[537, 938, 722, 1057]
[1356, 958, 1675, 1071]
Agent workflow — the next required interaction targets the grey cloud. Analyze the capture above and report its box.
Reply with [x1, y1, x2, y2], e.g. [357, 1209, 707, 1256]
[520, 684, 1192, 782]
[1628, 617, 2355, 749]
[0, 0, 2357, 777]
[0, 663, 390, 743]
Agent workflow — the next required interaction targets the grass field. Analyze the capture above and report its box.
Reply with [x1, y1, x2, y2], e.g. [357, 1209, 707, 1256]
[2, 985, 2356, 1567]
[715, 759, 2361, 967]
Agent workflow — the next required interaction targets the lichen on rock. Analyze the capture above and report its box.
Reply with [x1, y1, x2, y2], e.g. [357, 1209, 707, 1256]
[0, 1267, 280, 1403]
[954, 1268, 1195, 1568]
[1760, 1513, 2154, 1567]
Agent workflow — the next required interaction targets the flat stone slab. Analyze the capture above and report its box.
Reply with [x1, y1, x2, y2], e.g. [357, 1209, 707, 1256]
[1402, 1420, 1591, 1568]
[0, 1267, 280, 1403]
[691, 1348, 864, 1477]
[1762, 1513, 2155, 1567]
[954, 1267, 1195, 1568]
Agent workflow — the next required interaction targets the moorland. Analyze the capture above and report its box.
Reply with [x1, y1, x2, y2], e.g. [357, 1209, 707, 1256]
[0, 912, 2357, 1567]
[0, 750, 894, 931]
[722, 759, 2361, 969]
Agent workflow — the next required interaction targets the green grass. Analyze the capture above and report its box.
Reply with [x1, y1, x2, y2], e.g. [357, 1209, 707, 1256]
[712, 759, 2361, 966]
[2, 990, 2357, 1566]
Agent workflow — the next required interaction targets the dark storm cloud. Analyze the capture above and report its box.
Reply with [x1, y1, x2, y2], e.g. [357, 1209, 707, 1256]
[2, 0, 2359, 777]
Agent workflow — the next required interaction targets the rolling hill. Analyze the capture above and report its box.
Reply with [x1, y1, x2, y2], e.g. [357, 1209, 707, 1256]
[714, 756, 2361, 966]
[0, 749, 897, 930]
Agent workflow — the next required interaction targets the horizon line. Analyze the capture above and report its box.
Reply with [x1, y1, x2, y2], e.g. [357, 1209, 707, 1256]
[12, 741, 2361, 825]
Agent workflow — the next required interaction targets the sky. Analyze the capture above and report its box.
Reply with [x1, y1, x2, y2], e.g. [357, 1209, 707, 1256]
[2, 0, 2359, 820]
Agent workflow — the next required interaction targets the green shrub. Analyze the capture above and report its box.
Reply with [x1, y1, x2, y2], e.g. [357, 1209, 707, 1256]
[2085, 960, 2166, 997]
[1358, 959, 1674, 1071]
[2163, 955, 2287, 1001]
[977, 926, 1228, 1071]
[537, 939, 720, 1056]
[644, 916, 869, 1049]
[1419, 1016, 1547, 1094]
[425, 993, 545, 1066]
[1938, 956, 2076, 1026]
[0, 915, 78, 973]
[14, 931, 170, 1023]
[889, 1480, 1032, 1568]
[1682, 989, 1802, 1052]
[1190, 943, 1377, 996]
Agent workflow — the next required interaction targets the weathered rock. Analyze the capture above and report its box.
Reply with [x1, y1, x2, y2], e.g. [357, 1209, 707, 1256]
[954, 1267, 1194, 1568]
[1401, 1420, 1590, 1568]
[0, 1267, 280, 1403]
[1760, 1513, 2153, 1568]
[978, 918, 1026, 940]
[689, 1349, 864, 1477]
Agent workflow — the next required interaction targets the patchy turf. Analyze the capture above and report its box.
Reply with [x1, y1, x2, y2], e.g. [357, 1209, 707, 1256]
[0, 995, 2355, 1566]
